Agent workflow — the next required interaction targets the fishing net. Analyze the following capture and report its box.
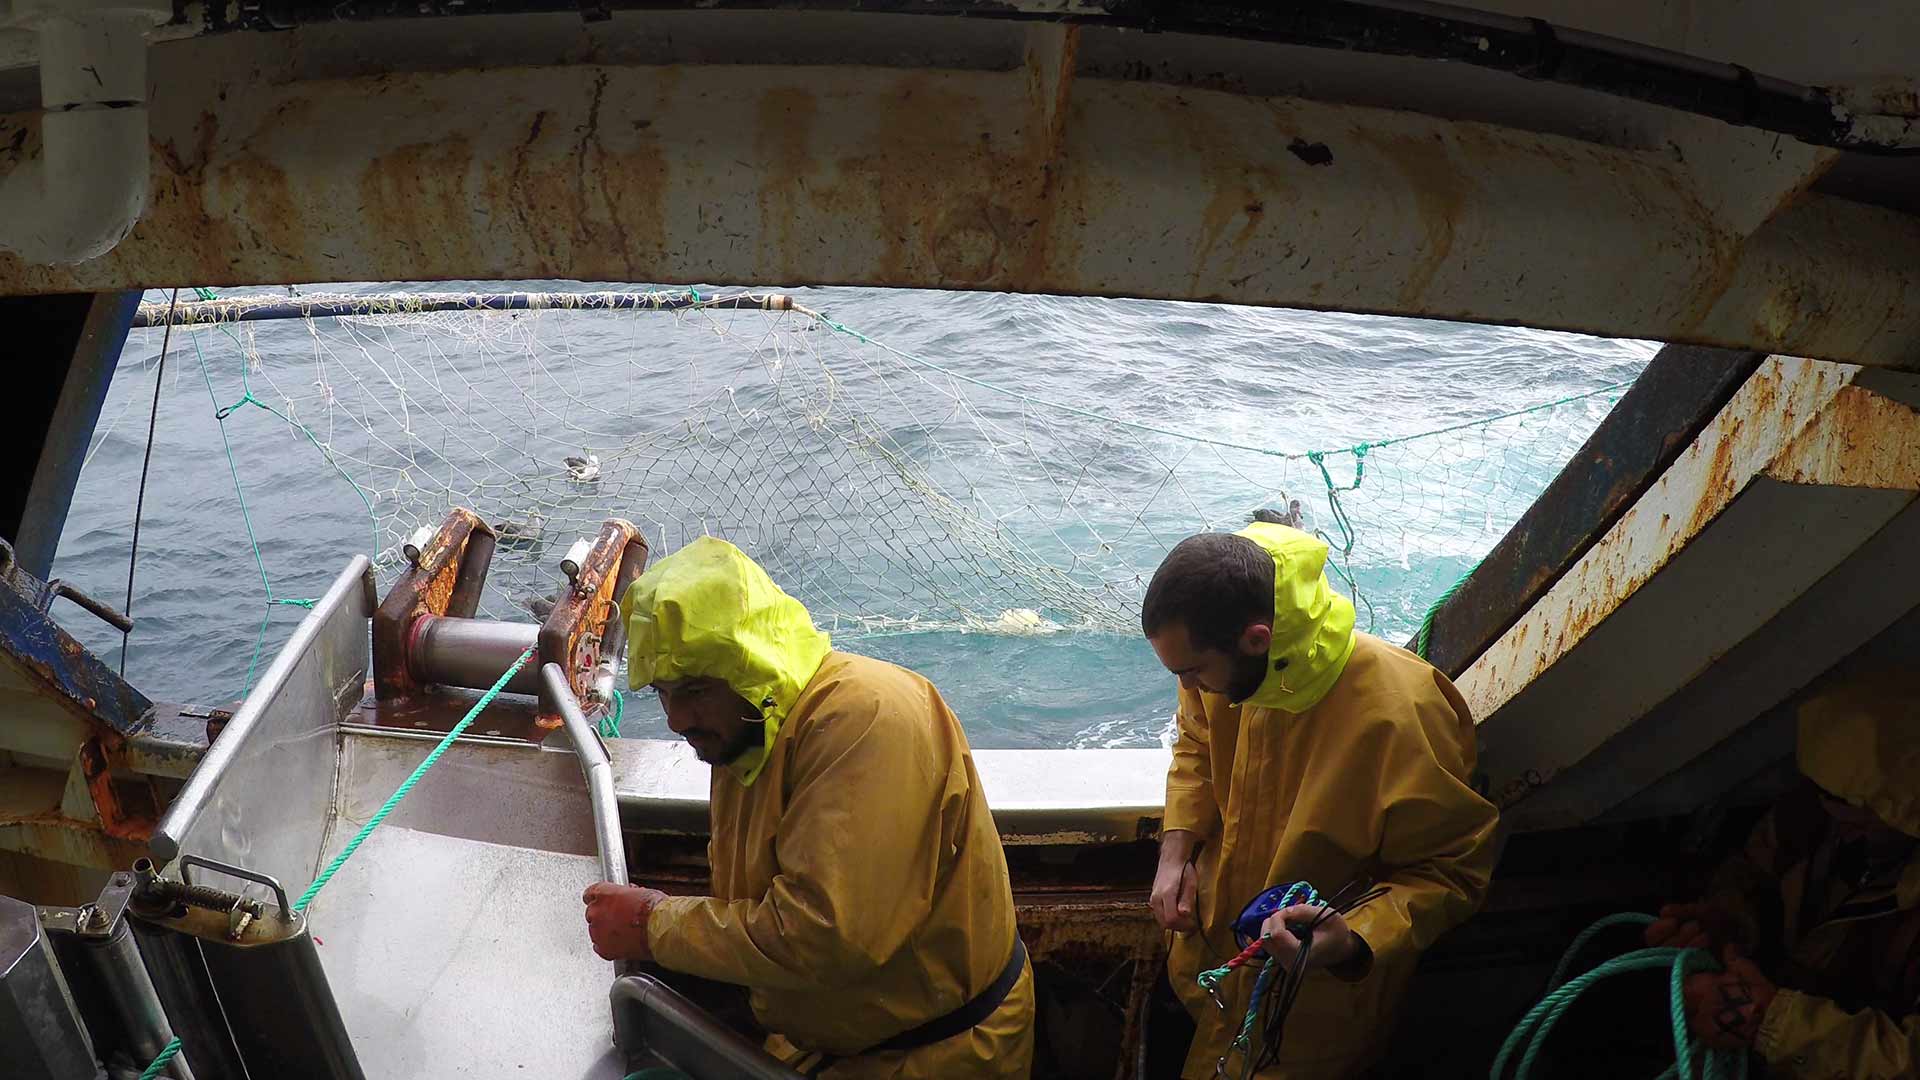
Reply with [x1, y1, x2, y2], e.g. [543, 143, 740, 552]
[124, 289, 1639, 650]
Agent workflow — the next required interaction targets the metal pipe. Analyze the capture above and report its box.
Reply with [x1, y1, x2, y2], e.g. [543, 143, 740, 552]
[82, 922, 195, 1080]
[41, 578, 135, 633]
[544, 663, 628, 887]
[609, 974, 804, 1080]
[409, 616, 542, 697]
[151, 555, 371, 865]
[132, 290, 794, 327]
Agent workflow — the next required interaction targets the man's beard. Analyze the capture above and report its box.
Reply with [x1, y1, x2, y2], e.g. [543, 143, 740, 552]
[691, 723, 763, 765]
[1226, 652, 1269, 703]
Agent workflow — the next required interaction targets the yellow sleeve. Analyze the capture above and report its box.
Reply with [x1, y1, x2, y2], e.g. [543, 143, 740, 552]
[1757, 989, 1919, 1079]
[647, 693, 950, 991]
[1340, 686, 1499, 971]
[1162, 686, 1220, 838]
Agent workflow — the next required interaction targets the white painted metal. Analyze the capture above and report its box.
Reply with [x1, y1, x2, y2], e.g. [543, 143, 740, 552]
[608, 737, 1171, 844]
[1464, 361, 1920, 825]
[0, 1, 167, 264]
[0, 32, 1907, 362]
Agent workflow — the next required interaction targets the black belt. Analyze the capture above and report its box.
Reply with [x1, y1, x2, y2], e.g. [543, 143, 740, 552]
[807, 936, 1028, 1074]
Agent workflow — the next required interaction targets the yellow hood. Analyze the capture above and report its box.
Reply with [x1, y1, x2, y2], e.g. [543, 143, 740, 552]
[1797, 667, 1920, 840]
[622, 536, 831, 787]
[1231, 522, 1357, 713]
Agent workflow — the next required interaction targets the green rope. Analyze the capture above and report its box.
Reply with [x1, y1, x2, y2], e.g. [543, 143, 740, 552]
[1493, 913, 1749, 1080]
[1411, 558, 1482, 659]
[599, 688, 624, 740]
[293, 646, 535, 914]
[186, 302, 382, 696]
[138, 1037, 183, 1080]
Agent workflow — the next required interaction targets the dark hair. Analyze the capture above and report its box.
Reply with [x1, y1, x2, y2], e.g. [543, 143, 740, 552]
[1141, 533, 1275, 651]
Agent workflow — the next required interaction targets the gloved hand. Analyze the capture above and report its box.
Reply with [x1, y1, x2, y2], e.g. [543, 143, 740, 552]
[583, 882, 671, 961]
[1682, 944, 1777, 1051]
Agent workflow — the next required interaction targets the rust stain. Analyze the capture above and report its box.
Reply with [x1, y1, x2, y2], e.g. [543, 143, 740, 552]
[79, 734, 158, 842]
[1173, 95, 1293, 295]
[755, 85, 819, 285]
[214, 151, 303, 267]
[1350, 127, 1463, 308]
[357, 135, 482, 278]
[1767, 384, 1920, 488]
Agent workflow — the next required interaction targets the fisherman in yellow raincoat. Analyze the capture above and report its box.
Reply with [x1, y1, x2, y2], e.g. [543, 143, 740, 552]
[1640, 667, 1920, 1078]
[1143, 521, 1500, 1078]
[580, 537, 1034, 1078]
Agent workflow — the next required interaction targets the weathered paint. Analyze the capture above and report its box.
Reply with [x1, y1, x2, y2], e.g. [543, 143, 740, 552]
[1417, 344, 1764, 676]
[0, 570, 151, 739]
[1465, 359, 1920, 819]
[1463, 358, 1859, 720]
[0, 61, 1915, 364]
[536, 517, 642, 730]
[371, 506, 491, 701]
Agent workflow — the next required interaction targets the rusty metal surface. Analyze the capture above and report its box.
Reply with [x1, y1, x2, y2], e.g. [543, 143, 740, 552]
[1466, 361, 1920, 823]
[0, 52, 1914, 363]
[0, 560, 151, 739]
[538, 518, 643, 729]
[1417, 346, 1765, 677]
[371, 507, 491, 701]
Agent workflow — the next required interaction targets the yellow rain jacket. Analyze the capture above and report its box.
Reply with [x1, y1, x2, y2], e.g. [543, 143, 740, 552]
[1694, 669, 1920, 1079]
[624, 537, 1034, 1078]
[1163, 523, 1499, 1079]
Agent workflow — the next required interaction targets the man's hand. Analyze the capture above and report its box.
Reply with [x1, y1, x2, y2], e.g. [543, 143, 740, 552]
[1645, 902, 1744, 952]
[582, 883, 670, 962]
[1151, 831, 1199, 932]
[1259, 904, 1361, 971]
[1683, 945, 1777, 1051]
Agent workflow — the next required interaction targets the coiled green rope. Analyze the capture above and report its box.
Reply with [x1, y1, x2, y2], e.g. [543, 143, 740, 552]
[1492, 913, 1748, 1080]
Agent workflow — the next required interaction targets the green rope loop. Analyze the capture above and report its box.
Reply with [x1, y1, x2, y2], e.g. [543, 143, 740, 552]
[1492, 914, 1749, 1080]
[138, 1037, 183, 1080]
[599, 687, 625, 740]
[293, 646, 536, 914]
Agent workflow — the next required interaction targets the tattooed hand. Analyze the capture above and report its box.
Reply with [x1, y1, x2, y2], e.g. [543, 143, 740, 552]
[1682, 945, 1778, 1051]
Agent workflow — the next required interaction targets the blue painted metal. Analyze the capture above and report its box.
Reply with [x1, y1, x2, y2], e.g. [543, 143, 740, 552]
[0, 572, 150, 737]
[10, 290, 143, 579]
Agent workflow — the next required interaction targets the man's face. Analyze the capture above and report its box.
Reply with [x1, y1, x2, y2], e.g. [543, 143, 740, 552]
[1147, 620, 1270, 703]
[651, 676, 761, 764]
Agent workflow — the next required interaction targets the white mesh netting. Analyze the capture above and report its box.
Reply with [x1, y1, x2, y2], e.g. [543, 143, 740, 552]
[136, 289, 1642, 649]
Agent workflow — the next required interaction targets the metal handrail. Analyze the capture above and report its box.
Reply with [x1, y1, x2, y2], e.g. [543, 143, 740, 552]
[542, 663, 629, 887]
[610, 975, 804, 1080]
